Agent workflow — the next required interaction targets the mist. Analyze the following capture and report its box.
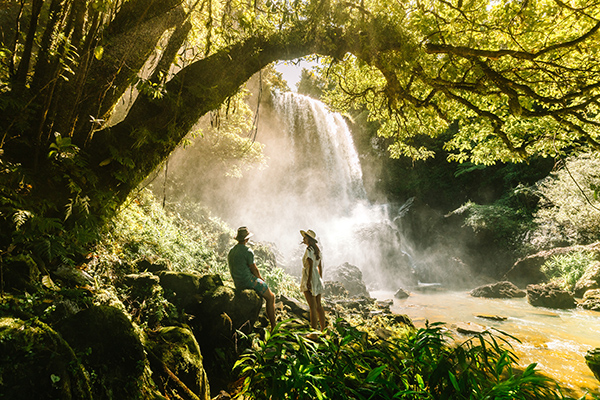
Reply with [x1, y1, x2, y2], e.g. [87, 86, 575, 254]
[158, 91, 476, 291]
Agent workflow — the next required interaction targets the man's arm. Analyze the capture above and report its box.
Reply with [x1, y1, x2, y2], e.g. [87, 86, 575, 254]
[249, 263, 263, 280]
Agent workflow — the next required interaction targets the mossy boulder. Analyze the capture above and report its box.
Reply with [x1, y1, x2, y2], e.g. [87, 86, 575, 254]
[585, 348, 600, 382]
[146, 326, 210, 400]
[0, 317, 92, 400]
[55, 305, 147, 399]
[158, 272, 223, 310]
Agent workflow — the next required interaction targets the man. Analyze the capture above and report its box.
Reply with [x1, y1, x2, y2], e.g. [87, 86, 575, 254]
[228, 226, 276, 330]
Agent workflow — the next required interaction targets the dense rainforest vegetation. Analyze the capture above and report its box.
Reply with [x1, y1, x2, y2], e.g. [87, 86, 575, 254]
[1, 0, 600, 398]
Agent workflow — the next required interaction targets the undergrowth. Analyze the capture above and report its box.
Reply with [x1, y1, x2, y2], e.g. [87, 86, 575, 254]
[234, 320, 577, 400]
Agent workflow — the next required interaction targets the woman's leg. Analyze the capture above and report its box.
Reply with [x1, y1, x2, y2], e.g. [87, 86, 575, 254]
[315, 294, 326, 331]
[303, 291, 318, 329]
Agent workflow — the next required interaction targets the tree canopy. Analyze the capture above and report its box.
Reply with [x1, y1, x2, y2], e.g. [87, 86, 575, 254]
[1, 0, 600, 263]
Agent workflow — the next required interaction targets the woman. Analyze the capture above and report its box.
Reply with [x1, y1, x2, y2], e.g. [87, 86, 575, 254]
[300, 229, 326, 331]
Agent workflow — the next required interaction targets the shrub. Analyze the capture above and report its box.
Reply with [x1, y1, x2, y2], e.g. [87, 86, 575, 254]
[234, 320, 573, 399]
[541, 251, 595, 291]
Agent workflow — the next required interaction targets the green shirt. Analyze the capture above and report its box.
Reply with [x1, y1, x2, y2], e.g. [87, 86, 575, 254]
[228, 243, 255, 289]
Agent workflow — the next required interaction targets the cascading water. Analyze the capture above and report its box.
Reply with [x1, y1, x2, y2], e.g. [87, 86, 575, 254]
[219, 91, 416, 289]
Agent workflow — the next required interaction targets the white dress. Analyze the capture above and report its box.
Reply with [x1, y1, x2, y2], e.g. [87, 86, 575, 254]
[300, 247, 324, 296]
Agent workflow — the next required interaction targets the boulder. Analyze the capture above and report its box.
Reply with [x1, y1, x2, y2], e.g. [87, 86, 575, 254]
[279, 295, 310, 320]
[55, 305, 147, 399]
[574, 261, 600, 297]
[579, 289, 600, 311]
[326, 262, 369, 297]
[585, 348, 600, 383]
[526, 283, 577, 309]
[123, 272, 161, 299]
[146, 326, 210, 400]
[0, 317, 92, 400]
[394, 288, 410, 299]
[470, 281, 526, 299]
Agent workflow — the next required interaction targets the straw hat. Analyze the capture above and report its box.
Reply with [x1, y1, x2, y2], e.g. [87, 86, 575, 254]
[300, 229, 318, 242]
[235, 226, 253, 241]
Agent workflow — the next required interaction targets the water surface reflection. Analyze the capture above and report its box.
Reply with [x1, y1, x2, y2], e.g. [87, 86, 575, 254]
[372, 290, 600, 396]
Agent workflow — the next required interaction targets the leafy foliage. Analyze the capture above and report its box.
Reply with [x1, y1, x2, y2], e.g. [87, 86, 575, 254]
[530, 153, 600, 249]
[541, 251, 596, 291]
[234, 320, 573, 400]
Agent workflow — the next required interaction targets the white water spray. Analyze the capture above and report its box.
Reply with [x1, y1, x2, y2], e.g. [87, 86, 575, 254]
[229, 92, 417, 289]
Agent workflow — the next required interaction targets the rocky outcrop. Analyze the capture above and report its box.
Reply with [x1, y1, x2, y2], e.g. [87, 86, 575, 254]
[579, 289, 600, 311]
[526, 283, 577, 309]
[394, 288, 410, 299]
[503, 242, 600, 287]
[574, 261, 600, 297]
[326, 262, 369, 297]
[470, 281, 526, 299]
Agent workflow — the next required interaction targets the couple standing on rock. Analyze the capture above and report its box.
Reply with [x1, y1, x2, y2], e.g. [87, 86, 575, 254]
[227, 226, 326, 332]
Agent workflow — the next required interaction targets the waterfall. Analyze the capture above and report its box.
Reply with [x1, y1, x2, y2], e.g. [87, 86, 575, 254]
[218, 91, 415, 289]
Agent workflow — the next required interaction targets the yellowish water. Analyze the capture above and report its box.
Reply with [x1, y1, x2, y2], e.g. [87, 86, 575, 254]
[371, 290, 600, 397]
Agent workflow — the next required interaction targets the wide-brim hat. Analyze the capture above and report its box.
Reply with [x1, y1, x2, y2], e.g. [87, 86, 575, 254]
[235, 226, 253, 241]
[300, 229, 318, 242]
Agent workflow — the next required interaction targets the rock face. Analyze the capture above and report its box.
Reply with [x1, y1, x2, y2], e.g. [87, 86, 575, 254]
[585, 348, 600, 383]
[470, 281, 526, 299]
[580, 289, 600, 311]
[326, 262, 369, 297]
[526, 283, 577, 309]
[574, 261, 600, 297]
[0, 317, 92, 400]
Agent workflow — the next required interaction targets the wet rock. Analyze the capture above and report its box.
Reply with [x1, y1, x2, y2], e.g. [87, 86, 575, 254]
[526, 283, 577, 309]
[580, 289, 600, 311]
[55, 305, 147, 399]
[123, 272, 161, 298]
[326, 262, 369, 297]
[585, 348, 600, 382]
[453, 321, 487, 335]
[0, 317, 92, 400]
[574, 261, 600, 297]
[475, 314, 507, 321]
[470, 281, 526, 299]
[394, 288, 410, 299]
[146, 326, 210, 400]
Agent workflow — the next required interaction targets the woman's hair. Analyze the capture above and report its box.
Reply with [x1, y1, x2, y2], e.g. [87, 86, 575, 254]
[307, 238, 321, 260]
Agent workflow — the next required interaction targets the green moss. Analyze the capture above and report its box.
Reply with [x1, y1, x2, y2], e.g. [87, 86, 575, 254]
[0, 317, 92, 400]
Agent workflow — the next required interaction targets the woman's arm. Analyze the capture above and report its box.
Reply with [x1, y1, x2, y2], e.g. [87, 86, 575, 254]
[306, 258, 313, 290]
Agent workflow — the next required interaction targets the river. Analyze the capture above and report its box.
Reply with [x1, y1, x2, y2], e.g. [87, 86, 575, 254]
[372, 289, 600, 396]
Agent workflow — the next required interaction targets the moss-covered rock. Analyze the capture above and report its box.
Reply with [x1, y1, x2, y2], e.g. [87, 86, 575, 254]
[146, 326, 210, 400]
[585, 348, 600, 382]
[0, 317, 92, 400]
[54, 305, 146, 399]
